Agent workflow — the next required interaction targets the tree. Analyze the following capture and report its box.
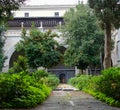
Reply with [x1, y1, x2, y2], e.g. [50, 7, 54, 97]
[0, 0, 26, 25]
[62, 4, 104, 72]
[0, 0, 26, 71]
[88, 0, 120, 69]
[0, 26, 6, 71]
[16, 27, 62, 69]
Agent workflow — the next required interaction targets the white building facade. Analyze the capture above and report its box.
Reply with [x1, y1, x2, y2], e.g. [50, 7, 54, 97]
[3, 4, 119, 77]
[13, 5, 75, 17]
[3, 5, 79, 83]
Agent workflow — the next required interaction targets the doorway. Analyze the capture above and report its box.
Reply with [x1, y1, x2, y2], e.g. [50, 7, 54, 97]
[59, 74, 66, 83]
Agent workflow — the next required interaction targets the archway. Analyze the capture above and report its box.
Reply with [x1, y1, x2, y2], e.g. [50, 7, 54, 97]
[59, 73, 66, 83]
[9, 51, 24, 68]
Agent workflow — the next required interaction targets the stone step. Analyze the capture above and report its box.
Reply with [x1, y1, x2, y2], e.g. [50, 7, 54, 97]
[54, 84, 79, 91]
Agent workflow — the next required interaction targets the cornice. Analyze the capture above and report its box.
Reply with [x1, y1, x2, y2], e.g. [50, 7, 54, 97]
[19, 5, 76, 10]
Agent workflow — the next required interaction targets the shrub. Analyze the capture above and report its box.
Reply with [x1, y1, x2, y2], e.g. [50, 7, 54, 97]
[0, 72, 51, 108]
[32, 70, 48, 81]
[97, 67, 120, 101]
[32, 70, 59, 89]
[12, 86, 46, 108]
[87, 75, 101, 91]
[33, 83, 51, 98]
[69, 75, 92, 90]
[84, 89, 120, 107]
[46, 74, 60, 89]
[68, 68, 120, 107]
[8, 56, 29, 74]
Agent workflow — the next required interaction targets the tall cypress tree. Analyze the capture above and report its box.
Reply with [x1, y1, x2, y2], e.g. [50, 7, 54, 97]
[88, 0, 120, 69]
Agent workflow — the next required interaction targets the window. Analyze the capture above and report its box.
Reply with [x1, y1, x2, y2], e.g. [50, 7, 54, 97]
[24, 12, 29, 17]
[54, 12, 59, 17]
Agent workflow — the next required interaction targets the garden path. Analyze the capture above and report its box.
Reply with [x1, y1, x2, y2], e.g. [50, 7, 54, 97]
[30, 84, 120, 110]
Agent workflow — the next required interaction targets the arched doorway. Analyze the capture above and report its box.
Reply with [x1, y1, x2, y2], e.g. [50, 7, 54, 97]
[9, 51, 24, 68]
[59, 74, 66, 83]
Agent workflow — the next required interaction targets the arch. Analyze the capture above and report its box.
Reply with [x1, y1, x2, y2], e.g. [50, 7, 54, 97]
[59, 73, 66, 83]
[2, 47, 24, 71]
[2, 47, 16, 72]
[2, 36, 22, 72]
[9, 50, 24, 68]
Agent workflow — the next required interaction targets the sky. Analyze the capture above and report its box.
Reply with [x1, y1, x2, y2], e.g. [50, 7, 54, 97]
[26, 0, 88, 5]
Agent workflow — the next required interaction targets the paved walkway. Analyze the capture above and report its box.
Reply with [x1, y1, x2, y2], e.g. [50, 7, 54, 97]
[55, 84, 79, 91]
[31, 84, 120, 110]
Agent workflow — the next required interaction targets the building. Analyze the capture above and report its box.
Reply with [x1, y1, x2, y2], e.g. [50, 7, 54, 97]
[3, 5, 78, 83]
[111, 28, 120, 66]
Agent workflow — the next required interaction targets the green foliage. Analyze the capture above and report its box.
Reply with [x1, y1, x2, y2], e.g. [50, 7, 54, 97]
[0, 0, 26, 25]
[84, 90, 120, 107]
[16, 27, 62, 69]
[62, 4, 104, 70]
[46, 74, 60, 89]
[0, 69, 58, 108]
[68, 75, 92, 90]
[69, 67, 120, 107]
[32, 70, 49, 81]
[32, 70, 60, 89]
[88, 0, 120, 29]
[0, 72, 51, 108]
[97, 67, 120, 101]
[0, 0, 26, 71]
[87, 75, 101, 91]
[88, 0, 120, 69]
[12, 86, 46, 108]
[8, 55, 29, 74]
[0, 26, 6, 71]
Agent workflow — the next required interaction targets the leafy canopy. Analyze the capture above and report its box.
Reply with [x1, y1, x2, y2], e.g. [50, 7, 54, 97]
[16, 26, 62, 69]
[88, 0, 120, 69]
[0, 0, 26, 25]
[0, 0, 26, 71]
[88, 0, 120, 29]
[62, 4, 104, 70]
[0, 26, 6, 71]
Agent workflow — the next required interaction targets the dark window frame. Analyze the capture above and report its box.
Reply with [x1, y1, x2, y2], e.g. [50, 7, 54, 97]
[54, 12, 59, 17]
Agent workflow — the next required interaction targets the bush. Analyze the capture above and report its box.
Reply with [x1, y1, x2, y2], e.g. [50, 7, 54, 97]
[32, 70, 59, 89]
[46, 74, 60, 89]
[97, 67, 120, 101]
[12, 86, 46, 108]
[69, 75, 92, 90]
[68, 69, 120, 107]
[0, 68, 59, 108]
[87, 75, 101, 91]
[0, 72, 51, 108]
[84, 89, 120, 107]
[8, 56, 29, 74]
[32, 70, 48, 81]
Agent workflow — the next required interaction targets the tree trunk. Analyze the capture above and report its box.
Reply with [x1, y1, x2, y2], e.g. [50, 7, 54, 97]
[81, 69, 83, 74]
[94, 67, 97, 75]
[103, 23, 111, 69]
